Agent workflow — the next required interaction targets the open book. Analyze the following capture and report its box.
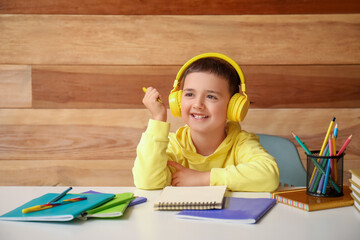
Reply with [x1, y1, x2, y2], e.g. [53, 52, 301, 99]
[154, 186, 226, 211]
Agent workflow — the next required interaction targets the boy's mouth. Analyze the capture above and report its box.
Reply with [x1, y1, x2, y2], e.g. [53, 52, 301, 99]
[191, 114, 209, 119]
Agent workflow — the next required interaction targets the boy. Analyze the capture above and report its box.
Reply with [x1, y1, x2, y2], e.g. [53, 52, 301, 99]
[132, 53, 279, 191]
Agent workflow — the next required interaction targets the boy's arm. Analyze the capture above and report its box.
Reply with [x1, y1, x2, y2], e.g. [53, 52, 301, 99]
[210, 134, 280, 192]
[132, 119, 173, 190]
[167, 161, 210, 186]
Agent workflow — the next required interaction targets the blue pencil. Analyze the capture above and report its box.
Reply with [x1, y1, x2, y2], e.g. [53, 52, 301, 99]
[317, 175, 325, 194]
[47, 187, 72, 203]
[322, 159, 331, 194]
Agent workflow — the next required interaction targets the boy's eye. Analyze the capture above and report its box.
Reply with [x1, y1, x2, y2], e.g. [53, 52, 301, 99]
[207, 95, 217, 100]
[184, 92, 194, 97]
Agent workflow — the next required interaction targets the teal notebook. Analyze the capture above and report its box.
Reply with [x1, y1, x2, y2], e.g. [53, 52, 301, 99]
[0, 193, 115, 222]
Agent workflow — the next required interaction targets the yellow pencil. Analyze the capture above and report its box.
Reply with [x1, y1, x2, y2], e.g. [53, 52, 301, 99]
[22, 204, 53, 213]
[142, 87, 163, 103]
[320, 117, 336, 156]
[309, 117, 336, 183]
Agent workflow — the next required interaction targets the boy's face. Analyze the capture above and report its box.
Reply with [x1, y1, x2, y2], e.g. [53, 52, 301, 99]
[181, 72, 231, 136]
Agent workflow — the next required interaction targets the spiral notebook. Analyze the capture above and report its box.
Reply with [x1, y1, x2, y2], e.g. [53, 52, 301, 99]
[154, 186, 226, 211]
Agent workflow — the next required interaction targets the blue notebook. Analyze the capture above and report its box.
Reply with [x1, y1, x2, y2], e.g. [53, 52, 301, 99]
[0, 193, 115, 222]
[176, 197, 276, 224]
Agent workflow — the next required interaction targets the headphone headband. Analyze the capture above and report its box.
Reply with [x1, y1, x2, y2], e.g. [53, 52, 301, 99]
[173, 53, 246, 94]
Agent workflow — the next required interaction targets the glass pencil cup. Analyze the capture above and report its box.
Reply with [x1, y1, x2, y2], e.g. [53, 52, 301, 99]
[306, 150, 344, 197]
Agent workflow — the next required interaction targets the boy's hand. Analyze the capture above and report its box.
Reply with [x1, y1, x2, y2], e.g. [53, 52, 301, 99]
[167, 161, 210, 186]
[142, 87, 167, 122]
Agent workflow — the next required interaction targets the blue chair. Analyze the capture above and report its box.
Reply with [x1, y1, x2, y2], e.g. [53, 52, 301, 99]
[257, 134, 307, 187]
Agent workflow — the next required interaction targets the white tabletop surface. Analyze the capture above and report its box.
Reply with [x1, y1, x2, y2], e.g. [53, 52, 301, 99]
[0, 186, 359, 240]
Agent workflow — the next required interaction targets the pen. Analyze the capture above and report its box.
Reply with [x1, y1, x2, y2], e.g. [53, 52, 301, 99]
[142, 87, 163, 103]
[47, 187, 72, 203]
[22, 196, 87, 214]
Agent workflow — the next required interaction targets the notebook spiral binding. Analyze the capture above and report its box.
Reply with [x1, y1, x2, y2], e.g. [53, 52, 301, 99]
[155, 201, 218, 211]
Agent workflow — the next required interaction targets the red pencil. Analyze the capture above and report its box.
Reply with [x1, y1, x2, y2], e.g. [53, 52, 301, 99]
[337, 134, 352, 156]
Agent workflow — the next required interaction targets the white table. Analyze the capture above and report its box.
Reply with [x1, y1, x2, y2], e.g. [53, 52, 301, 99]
[0, 186, 359, 240]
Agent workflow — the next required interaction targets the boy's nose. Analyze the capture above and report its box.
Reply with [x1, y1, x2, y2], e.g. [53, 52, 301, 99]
[193, 97, 205, 109]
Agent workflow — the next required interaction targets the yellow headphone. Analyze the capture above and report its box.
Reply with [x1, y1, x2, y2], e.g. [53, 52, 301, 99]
[168, 53, 249, 122]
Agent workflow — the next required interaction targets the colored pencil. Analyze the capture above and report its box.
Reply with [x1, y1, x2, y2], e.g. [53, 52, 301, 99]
[321, 136, 333, 194]
[291, 132, 311, 155]
[334, 122, 338, 139]
[329, 134, 334, 178]
[320, 117, 336, 156]
[47, 187, 72, 203]
[22, 196, 87, 214]
[142, 87, 163, 103]
[332, 133, 338, 182]
[337, 134, 352, 156]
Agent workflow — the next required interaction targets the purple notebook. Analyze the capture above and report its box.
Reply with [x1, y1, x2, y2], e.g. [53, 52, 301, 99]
[176, 197, 276, 224]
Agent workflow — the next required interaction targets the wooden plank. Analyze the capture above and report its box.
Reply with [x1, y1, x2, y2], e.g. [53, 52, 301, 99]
[244, 65, 360, 108]
[0, 160, 134, 186]
[1, 14, 359, 65]
[0, 109, 151, 127]
[1, 0, 360, 15]
[31, 65, 177, 108]
[0, 124, 142, 160]
[0, 159, 357, 186]
[0, 65, 31, 108]
[31, 65, 360, 108]
[0, 109, 358, 161]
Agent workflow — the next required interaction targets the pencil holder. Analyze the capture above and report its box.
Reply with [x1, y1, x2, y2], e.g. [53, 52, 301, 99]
[306, 150, 344, 197]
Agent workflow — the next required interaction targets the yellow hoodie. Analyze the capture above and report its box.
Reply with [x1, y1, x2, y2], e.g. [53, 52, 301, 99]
[133, 119, 279, 191]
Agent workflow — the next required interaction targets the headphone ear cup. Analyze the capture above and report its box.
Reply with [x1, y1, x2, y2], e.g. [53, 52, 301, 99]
[169, 90, 182, 117]
[227, 93, 249, 122]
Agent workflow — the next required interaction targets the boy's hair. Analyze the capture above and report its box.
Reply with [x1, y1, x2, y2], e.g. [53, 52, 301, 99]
[181, 57, 240, 96]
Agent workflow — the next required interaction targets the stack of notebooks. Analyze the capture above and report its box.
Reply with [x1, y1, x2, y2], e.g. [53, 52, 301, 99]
[349, 169, 360, 213]
[154, 186, 276, 224]
[0, 190, 146, 222]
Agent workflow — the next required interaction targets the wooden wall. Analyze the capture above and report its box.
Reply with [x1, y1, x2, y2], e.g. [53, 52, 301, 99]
[0, 1, 359, 186]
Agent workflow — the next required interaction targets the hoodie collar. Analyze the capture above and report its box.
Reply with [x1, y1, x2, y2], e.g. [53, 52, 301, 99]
[175, 122, 242, 161]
